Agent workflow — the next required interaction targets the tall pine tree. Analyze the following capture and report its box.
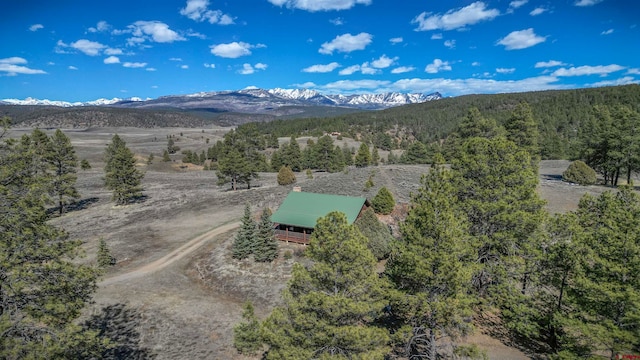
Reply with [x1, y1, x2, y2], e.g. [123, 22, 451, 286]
[254, 208, 278, 262]
[261, 212, 391, 359]
[232, 204, 256, 260]
[49, 129, 80, 215]
[104, 135, 144, 205]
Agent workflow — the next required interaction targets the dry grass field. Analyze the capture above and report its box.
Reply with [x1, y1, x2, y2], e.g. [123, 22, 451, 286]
[8, 126, 628, 359]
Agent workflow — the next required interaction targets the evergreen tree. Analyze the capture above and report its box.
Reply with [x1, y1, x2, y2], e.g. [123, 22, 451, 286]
[232, 204, 256, 260]
[385, 163, 476, 359]
[261, 212, 391, 359]
[400, 141, 430, 164]
[354, 142, 371, 167]
[372, 186, 395, 215]
[282, 136, 302, 171]
[97, 238, 116, 268]
[504, 102, 540, 165]
[277, 165, 296, 185]
[233, 302, 262, 355]
[216, 148, 257, 190]
[254, 208, 278, 262]
[452, 137, 545, 299]
[167, 138, 179, 154]
[570, 188, 640, 358]
[0, 121, 103, 358]
[80, 159, 91, 170]
[354, 207, 392, 260]
[371, 146, 380, 165]
[162, 149, 171, 162]
[341, 143, 353, 166]
[104, 135, 144, 205]
[49, 129, 80, 215]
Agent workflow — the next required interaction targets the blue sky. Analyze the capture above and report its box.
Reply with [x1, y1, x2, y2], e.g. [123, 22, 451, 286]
[2, 0, 639, 102]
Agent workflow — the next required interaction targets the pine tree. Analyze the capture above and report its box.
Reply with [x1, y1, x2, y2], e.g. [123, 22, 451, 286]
[261, 212, 391, 359]
[371, 146, 380, 165]
[505, 102, 540, 165]
[354, 207, 392, 260]
[233, 302, 262, 354]
[372, 186, 395, 215]
[232, 204, 256, 260]
[80, 159, 91, 170]
[276, 165, 296, 186]
[254, 209, 278, 262]
[341, 143, 353, 166]
[354, 142, 371, 167]
[452, 137, 545, 299]
[0, 122, 102, 358]
[49, 129, 80, 215]
[97, 238, 116, 268]
[386, 163, 476, 359]
[104, 135, 144, 205]
[162, 149, 171, 162]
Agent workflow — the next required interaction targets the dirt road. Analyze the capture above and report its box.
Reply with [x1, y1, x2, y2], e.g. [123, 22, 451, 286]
[100, 221, 241, 286]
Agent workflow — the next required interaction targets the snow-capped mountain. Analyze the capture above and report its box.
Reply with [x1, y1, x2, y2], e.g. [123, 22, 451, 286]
[0, 97, 145, 107]
[1, 89, 442, 114]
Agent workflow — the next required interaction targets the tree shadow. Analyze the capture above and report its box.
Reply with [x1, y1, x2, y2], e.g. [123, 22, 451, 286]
[83, 303, 155, 359]
[476, 311, 548, 360]
[47, 197, 100, 217]
[541, 174, 563, 181]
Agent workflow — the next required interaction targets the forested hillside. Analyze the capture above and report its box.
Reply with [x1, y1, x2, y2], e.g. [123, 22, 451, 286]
[250, 84, 640, 159]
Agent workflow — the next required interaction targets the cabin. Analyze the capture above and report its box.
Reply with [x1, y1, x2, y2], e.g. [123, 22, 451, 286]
[271, 190, 370, 245]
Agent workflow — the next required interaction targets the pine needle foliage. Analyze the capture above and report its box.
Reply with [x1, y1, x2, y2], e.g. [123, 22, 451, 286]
[254, 208, 278, 262]
[372, 186, 395, 215]
[232, 204, 256, 260]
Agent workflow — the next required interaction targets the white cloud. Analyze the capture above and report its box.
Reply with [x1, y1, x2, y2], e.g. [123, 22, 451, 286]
[390, 75, 564, 95]
[128, 21, 186, 44]
[552, 64, 625, 77]
[530, 7, 547, 16]
[496, 67, 516, 74]
[444, 39, 456, 48]
[170, 57, 183, 61]
[497, 28, 546, 50]
[322, 79, 390, 92]
[302, 62, 340, 73]
[413, 2, 500, 31]
[371, 55, 397, 69]
[104, 56, 120, 64]
[587, 76, 639, 87]
[330, 17, 344, 25]
[29, 24, 43, 32]
[431, 33, 443, 40]
[509, 0, 528, 9]
[204, 63, 216, 69]
[627, 68, 640, 75]
[339, 65, 361, 75]
[267, 0, 371, 12]
[180, 65, 189, 69]
[425, 59, 452, 73]
[238, 63, 267, 75]
[88, 21, 110, 33]
[575, 0, 603, 6]
[319, 32, 372, 55]
[59, 39, 106, 56]
[104, 48, 123, 55]
[389, 37, 403, 44]
[391, 66, 415, 74]
[472, 61, 481, 66]
[535, 60, 566, 68]
[210, 41, 258, 58]
[0, 57, 46, 75]
[180, 0, 235, 24]
[146, 68, 157, 71]
[123, 62, 148, 68]
[360, 62, 378, 75]
[601, 29, 614, 35]
[68, 66, 78, 70]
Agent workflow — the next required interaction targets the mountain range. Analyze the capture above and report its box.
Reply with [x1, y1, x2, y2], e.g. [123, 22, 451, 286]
[1, 88, 442, 114]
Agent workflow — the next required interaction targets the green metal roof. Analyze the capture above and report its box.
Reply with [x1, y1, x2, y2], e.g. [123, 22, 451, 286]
[271, 191, 368, 229]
